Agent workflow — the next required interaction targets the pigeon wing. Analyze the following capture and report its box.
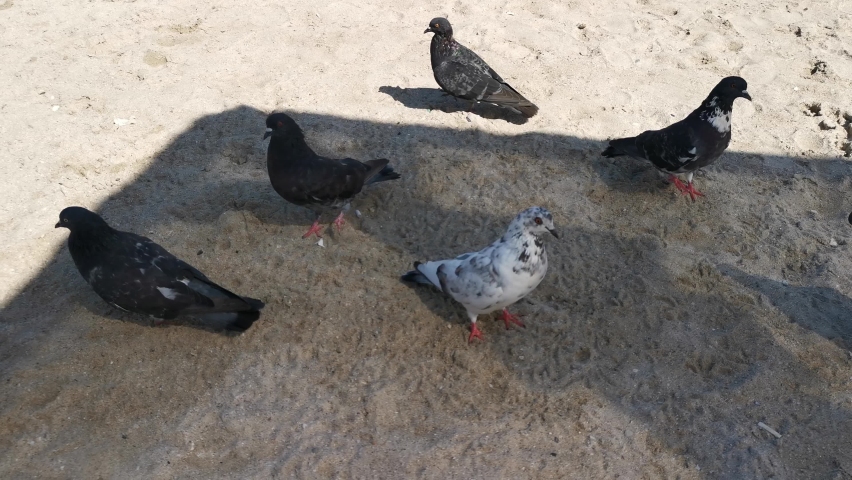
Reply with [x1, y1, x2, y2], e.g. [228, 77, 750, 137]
[87, 235, 209, 318]
[435, 47, 537, 116]
[434, 58, 503, 101]
[435, 248, 504, 311]
[455, 44, 504, 82]
[634, 121, 701, 173]
[91, 234, 257, 319]
[284, 155, 380, 206]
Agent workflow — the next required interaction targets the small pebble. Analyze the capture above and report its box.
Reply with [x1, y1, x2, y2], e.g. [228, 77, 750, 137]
[829, 238, 838, 247]
[51, 105, 59, 111]
[316, 238, 325, 248]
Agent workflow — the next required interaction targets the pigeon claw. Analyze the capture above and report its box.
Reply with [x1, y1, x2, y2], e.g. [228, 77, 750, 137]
[668, 175, 704, 201]
[684, 182, 705, 201]
[302, 220, 324, 239]
[501, 308, 525, 330]
[468, 323, 484, 344]
[332, 212, 346, 233]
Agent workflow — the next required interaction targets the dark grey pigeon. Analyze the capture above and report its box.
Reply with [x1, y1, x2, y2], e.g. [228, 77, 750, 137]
[424, 17, 538, 118]
[601, 76, 751, 200]
[56, 207, 264, 332]
[263, 112, 400, 238]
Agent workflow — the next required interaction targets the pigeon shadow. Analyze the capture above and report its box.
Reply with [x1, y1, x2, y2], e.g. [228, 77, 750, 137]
[720, 264, 852, 351]
[591, 154, 675, 195]
[378, 86, 529, 125]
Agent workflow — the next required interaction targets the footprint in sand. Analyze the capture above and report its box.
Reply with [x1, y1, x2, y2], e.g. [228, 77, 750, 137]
[800, 103, 852, 156]
[143, 50, 167, 67]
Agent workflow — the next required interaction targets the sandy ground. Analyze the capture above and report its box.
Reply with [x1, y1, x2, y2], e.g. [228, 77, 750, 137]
[2, 0, 852, 478]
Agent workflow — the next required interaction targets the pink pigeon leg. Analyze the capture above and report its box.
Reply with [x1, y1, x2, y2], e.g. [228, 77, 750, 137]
[501, 308, 526, 329]
[302, 219, 324, 239]
[468, 322, 484, 344]
[332, 211, 346, 232]
[683, 181, 705, 201]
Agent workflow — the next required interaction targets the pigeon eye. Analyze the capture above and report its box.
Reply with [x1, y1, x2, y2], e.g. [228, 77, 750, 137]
[63, 218, 68, 223]
[534, 217, 542, 225]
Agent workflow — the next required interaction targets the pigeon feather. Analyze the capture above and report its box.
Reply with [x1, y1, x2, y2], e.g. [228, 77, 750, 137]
[425, 17, 538, 118]
[57, 207, 264, 332]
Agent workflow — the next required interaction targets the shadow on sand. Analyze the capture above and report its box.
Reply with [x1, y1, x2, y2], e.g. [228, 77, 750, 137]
[2, 106, 852, 477]
[379, 86, 530, 125]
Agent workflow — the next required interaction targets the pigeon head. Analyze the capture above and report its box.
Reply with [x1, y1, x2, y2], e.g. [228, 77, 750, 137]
[512, 206, 559, 238]
[424, 17, 453, 37]
[56, 206, 111, 231]
[263, 113, 304, 141]
[710, 76, 751, 102]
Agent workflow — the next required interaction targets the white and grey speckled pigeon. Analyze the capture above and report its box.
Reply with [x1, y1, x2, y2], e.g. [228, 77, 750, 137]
[402, 207, 558, 343]
[602, 76, 751, 200]
[56, 207, 264, 332]
[424, 17, 539, 118]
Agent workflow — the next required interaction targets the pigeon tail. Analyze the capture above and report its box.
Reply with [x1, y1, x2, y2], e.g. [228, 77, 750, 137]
[227, 310, 261, 332]
[401, 261, 435, 286]
[365, 160, 401, 185]
[602, 137, 642, 158]
[186, 292, 264, 332]
[515, 104, 539, 118]
[196, 310, 260, 332]
[242, 296, 265, 311]
[199, 296, 263, 332]
[483, 85, 538, 118]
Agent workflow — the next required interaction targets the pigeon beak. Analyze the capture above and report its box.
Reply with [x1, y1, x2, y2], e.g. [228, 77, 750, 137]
[741, 90, 752, 101]
[55, 221, 61, 228]
[548, 228, 559, 239]
[263, 128, 272, 140]
[424, 27, 433, 34]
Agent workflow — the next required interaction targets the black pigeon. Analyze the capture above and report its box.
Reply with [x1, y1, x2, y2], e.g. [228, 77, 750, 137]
[424, 17, 538, 118]
[56, 207, 264, 332]
[263, 112, 400, 238]
[601, 76, 751, 200]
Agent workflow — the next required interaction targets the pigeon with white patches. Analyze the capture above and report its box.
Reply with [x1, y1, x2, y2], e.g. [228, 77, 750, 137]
[601, 76, 751, 200]
[425, 17, 538, 118]
[56, 207, 264, 332]
[264, 113, 401, 238]
[402, 207, 557, 343]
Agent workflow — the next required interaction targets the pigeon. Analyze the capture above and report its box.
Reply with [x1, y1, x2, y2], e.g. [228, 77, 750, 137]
[601, 76, 751, 200]
[402, 207, 558, 343]
[424, 17, 538, 118]
[56, 206, 264, 332]
[263, 113, 401, 238]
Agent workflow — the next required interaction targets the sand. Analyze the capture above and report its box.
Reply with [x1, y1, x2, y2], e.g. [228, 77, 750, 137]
[1, 0, 852, 478]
